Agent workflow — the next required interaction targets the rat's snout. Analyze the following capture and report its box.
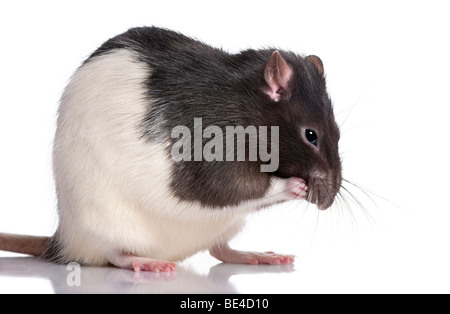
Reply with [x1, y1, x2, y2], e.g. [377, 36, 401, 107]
[307, 170, 341, 210]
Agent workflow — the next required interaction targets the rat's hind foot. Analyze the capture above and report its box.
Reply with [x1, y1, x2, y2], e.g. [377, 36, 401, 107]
[210, 244, 295, 265]
[107, 251, 176, 272]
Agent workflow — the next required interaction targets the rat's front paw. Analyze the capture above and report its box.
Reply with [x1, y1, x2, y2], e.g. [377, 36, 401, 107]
[287, 177, 308, 199]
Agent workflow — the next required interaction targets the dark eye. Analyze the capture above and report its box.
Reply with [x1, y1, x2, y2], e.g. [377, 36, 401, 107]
[305, 129, 318, 146]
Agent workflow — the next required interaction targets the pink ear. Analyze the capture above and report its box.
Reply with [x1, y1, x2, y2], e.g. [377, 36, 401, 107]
[306, 55, 324, 76]
[264, 51, 293, 102]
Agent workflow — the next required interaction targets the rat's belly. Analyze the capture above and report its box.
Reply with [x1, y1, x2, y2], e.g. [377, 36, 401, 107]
[133, 205, 248, 261]
[57, 199, 249, 265]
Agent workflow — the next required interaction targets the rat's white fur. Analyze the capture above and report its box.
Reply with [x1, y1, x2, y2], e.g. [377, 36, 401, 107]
[53, 49, 294, 266]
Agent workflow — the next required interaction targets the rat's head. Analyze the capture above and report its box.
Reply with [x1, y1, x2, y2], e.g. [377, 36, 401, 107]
[262, 51, 342, 210]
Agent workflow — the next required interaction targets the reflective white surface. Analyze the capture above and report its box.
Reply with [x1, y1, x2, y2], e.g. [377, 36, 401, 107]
[1, 201, 449, 295]
[0, 255, 295, 294]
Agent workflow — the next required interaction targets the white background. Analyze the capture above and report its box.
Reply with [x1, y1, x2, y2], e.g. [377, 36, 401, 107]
[0, 0, 449, 294]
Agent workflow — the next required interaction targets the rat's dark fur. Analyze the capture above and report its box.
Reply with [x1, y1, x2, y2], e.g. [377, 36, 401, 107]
[87, 27, 341, 209]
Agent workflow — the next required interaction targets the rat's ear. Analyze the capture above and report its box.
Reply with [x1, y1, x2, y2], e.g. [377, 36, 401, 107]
[306, 55, 324, 76]
[264, 51, 293, 102]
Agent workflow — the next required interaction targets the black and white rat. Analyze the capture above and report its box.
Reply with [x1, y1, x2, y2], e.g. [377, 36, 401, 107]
[0, 27, 341, 272]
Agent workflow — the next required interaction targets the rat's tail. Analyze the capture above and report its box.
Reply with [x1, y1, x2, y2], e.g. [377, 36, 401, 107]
[0, 233, 51, 257]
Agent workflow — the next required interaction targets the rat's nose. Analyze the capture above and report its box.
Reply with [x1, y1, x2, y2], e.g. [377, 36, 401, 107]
[317, 199, 333, 210]
[307, 173, 337, 210]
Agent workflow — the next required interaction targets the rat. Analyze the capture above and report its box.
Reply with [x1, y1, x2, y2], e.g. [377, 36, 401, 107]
[0, 27, 341, 272]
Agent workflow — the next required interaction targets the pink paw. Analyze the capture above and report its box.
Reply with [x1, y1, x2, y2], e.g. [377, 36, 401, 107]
[211, 245, 295, 265]
[131, 259, 176, 273]
[243, 251, 296, 265]
[287, 177, 308, 199]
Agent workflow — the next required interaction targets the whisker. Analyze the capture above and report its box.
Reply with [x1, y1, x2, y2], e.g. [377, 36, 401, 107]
[310, 206, 321, 248]
[340, 184, 365, 208]
[338, 192, 349, 228]
[336, 191, 348, 224]
[338, 82, 371, 129]
[342, 178, 378, 208]
[339, 188, 359, 228]
[342, 178, 401, 210]
[340, 183, 380, 228]
[295, 200, 311, 239]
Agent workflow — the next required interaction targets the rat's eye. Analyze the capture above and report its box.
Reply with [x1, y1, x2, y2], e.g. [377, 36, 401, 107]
[305, 129, 318, 146]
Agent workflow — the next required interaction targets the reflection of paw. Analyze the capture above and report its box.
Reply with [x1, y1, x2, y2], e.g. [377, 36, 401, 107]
[287, 177, 308, 199]
[107, 251, 177, 273]
[106, 268, 177, 284]
[131, 258, 176, 273]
